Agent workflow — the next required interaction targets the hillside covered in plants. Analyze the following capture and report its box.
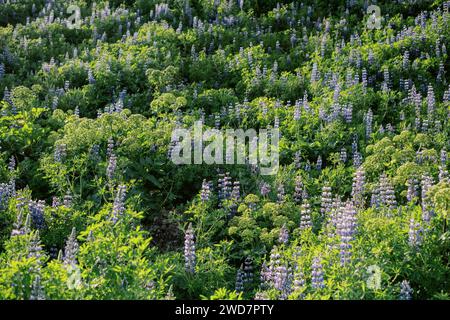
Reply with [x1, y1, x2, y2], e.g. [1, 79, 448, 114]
[0, 0, 449, 300]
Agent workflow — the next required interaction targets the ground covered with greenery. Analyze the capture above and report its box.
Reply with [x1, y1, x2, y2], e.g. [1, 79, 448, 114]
[0, 0, 449, 300]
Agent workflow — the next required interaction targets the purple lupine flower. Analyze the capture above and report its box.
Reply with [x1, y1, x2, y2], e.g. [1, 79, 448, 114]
[290, 33, 297, 48]
[441, 149, 447, 165]
[294, 99, 301, 120]
[277, 264, 293, 300]
[273, 264, 287, 292]
[54, 144, 67, 163]
[63, 227, 79, 266]
[421, 174, 434, 222]
[52, 197, 60, 208]
[10, 212, 27, 237]
[406, 178, 418, 203]
[310, 62, 319, 83]
[0, 183, 11, 210]
[106, 138, 115, 158]
[311, 257, 325, 289]
[379, 173, 397, 211]
[90, 144, 100, 161]
[200, 179, 211, 202]
[343, 104, 353, 123]
[260, 182, 271, 197]
[231, 181, 240, 201]
[278, 224, 289, 244]
[235, 267, 245, 292]
[293, 265, 305, 294]
[293, 176, 303, 204]
[399, 280, 413, 300]
[351, 167, 365, 208]
[316, 156, 322, 170]
[30, 276, 45, 300]
[106, 154, 117, 181]
[439, 165, 449, 183]
[337, 201, 357, 266]
[300, 197, 312, 230]
[184, 223, 196, 274]
[218, 172, 232, 204]
[402, 50, 409, 69]
[304, 161, 311, 172]
[29, 200, 46, 230]
[426, 84, 435, 121]
[340, 148, 347, 163]
[259, 261, 271, 290]
[28, 231, 44, 263]
[320, 184, 332, 217]
[408, 218, 422, 248]
[365, 109, 373, 140]
[52, 96, 59, 110]
[362, 68, 367, 93]
[8, 156, 15, 172]
[88, 68, 95, 84]
[111, 185, 126, 223]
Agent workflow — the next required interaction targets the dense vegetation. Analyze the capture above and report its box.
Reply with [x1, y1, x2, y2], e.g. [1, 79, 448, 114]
[0, 0, 449, 300]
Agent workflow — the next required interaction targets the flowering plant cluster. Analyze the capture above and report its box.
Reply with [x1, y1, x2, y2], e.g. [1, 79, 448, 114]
[0, 0, 449, 300]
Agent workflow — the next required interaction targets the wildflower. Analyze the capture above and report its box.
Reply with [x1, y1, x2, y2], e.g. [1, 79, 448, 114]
[106, 138, 115, 158]
[294, 151, 301, 169]
[63, 227, 79, 266]
[30, 276, 45, 300]
[408, 218, 422, 248]
[293, 265, 305, 294]
[54, 144, 67, 163]
[111, 185, 127, 223]
[351, 167, 365, 208]
[379, 173, 397, 211]
[337, 201, 357, 265]
[8, 156, 15, 172]
[278, 224, 289, 244]
[406, 178, 418, 203]
[29, 200, 46, 230]
[366, 109, 373, 139]
[200, 179, 211, 202]
[260, 182, 271, 197]
[184, 223, 196, 274]
[311, 257, 325, 289]
[320, 184, 332, 217]
[106, 154, 117, 181]
[300, 196, 312, 230]
[28, 231, 44, 263]
[399, 280, 413, 300]
[293, 176, 303, 204]
[218, 172, 232, 204]
[235, 267, 244, 292]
